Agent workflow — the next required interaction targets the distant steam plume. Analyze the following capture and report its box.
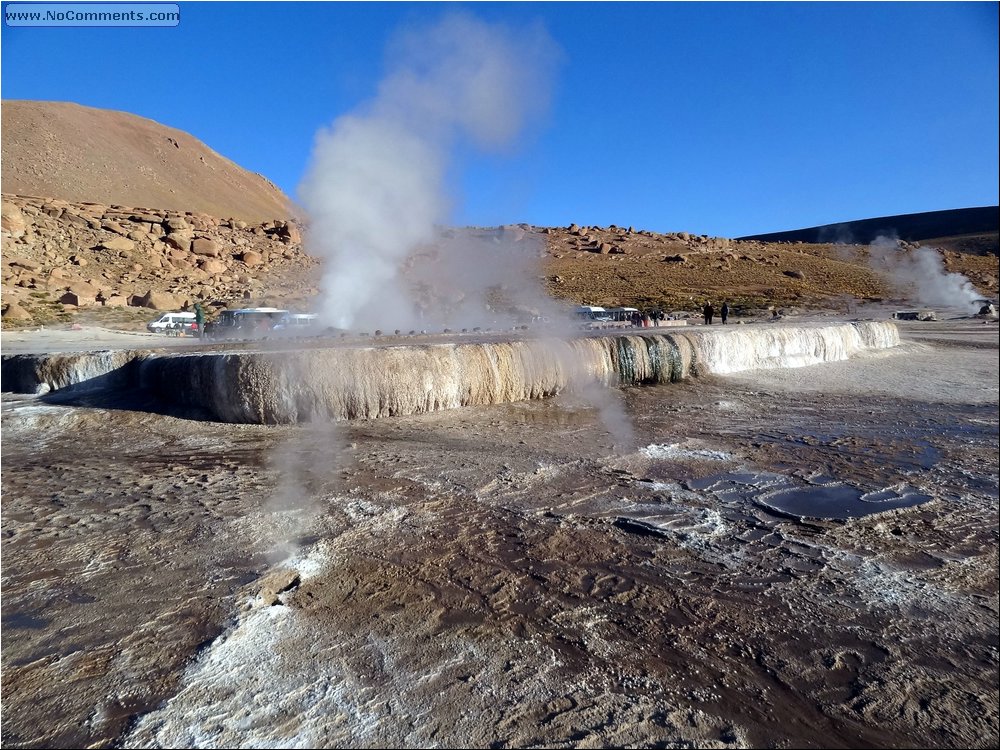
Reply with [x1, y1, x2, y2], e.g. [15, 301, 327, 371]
[869, 235, 985, 313]
[298, 14, 559, 331]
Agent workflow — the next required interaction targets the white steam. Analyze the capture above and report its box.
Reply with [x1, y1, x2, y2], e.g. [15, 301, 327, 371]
[869, 235, 985, 314]
[299, 14, 559, 331]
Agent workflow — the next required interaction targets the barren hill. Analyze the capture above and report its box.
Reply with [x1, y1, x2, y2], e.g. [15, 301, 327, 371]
[738, 206, 999, 253]
[538, 224, 998, 313]
[1, 100, 292, 222]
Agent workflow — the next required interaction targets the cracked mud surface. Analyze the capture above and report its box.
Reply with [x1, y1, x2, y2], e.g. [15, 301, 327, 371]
[2, 320, 997, 748]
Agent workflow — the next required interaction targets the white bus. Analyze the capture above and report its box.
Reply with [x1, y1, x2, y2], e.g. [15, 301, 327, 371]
[605, 307, 640, 322]
[573, 305, 612, 322]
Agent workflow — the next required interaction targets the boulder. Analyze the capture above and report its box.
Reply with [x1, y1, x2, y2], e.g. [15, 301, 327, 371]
[1, 301, 32, 320]
[127, 230, 148, 243]
[191, 238, 220, 257]
[66, 280, 100, 299]
[782, 269, 806, 280]
[663, 254, 687, 263]
[139, 289, 182, 310]
[1, 202, 26, 238]
[8, 258, 40, 272]
[62, 211, 90, 226]
[100, 236, 136, 253]
[167, 257, 194, 270]
[240, 250, 263, 266]
[59, 290, 97, 306]
[164, 217, 190, 232]
[101, 219, 127, 235]
[163, 232, 192, 252]
[102, 296, 128, 308]
[276, 222, 302, 244]
[199, 258, 227, 275]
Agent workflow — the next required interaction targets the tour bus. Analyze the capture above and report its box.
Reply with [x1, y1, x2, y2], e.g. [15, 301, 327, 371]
[605, 307, 640, 323]
[272, 312, 320, 333]
[204, 307, 288, 339]
[275, 313, 319, 329]
[573, 305, 613, 323]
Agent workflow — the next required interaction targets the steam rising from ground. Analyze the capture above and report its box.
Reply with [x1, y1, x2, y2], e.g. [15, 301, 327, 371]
[299, 14, 559, 331]
[265, 415, 341, 563]
[869, 235, 985, 314]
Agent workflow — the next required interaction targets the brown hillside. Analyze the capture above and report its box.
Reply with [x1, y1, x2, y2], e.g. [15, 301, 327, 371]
[537, 224, 998, 314]
[1, 100, 292, 222]
[4, 196, 998, 330]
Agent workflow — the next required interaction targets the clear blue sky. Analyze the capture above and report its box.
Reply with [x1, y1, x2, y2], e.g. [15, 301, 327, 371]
[2, 1, 997, 236]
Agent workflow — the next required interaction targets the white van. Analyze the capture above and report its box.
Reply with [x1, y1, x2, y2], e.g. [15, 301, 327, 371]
[147, 311, 197, 333]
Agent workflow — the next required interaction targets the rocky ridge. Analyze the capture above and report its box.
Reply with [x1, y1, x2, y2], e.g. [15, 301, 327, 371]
[3, 200, 998, 329]
[1, 194, 319, 325]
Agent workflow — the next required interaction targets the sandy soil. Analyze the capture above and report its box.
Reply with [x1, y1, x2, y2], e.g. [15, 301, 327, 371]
[1, 318, 997, 748]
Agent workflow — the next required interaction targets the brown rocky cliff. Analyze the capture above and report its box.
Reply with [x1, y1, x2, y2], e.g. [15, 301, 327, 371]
[1, 193, 320, 326]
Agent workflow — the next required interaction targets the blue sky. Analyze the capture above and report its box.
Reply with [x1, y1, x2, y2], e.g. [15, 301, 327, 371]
[2, 1, 998, 236]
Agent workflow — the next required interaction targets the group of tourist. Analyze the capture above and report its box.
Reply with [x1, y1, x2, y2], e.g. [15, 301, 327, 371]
[623, 302, 733, 327]
[629, 310, 665, 328]
[702, 300, 730, 325]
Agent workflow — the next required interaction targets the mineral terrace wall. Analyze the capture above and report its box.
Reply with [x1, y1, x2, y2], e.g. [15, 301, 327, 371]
[1, 322, 900, 423]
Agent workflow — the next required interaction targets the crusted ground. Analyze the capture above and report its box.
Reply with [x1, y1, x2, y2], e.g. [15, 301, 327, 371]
[1, 319, 996, 748]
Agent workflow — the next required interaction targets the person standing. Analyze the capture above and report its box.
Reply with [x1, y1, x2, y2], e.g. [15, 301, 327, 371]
[721, 301, 730, 325]
[703, 301, 714, 325]
[194, 302, 205, 338]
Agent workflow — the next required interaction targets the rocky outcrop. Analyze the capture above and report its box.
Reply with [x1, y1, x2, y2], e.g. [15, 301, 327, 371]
[1, 193, 320, 325]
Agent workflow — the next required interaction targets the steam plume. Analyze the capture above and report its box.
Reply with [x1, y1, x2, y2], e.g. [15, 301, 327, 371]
[869, 235, 984, 313]
[299, 14, 558, 331]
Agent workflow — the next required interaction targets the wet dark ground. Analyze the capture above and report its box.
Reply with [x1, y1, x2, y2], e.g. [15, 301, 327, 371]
[1, 321, 998, 748]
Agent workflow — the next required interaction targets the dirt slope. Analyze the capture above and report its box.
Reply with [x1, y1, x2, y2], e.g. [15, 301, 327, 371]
[1, 100, 292, 222]
[537, 224, 999, 313]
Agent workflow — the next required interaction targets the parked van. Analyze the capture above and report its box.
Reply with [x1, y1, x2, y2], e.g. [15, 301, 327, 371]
[147, 311, 197, 333]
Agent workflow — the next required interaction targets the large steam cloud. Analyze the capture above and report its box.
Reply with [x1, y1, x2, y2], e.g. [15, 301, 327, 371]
[299, 14, 559, 331]
[869, 235, 985, 314]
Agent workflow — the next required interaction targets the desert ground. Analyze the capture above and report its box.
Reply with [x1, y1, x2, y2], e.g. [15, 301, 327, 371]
[1, 312, 997, 749]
